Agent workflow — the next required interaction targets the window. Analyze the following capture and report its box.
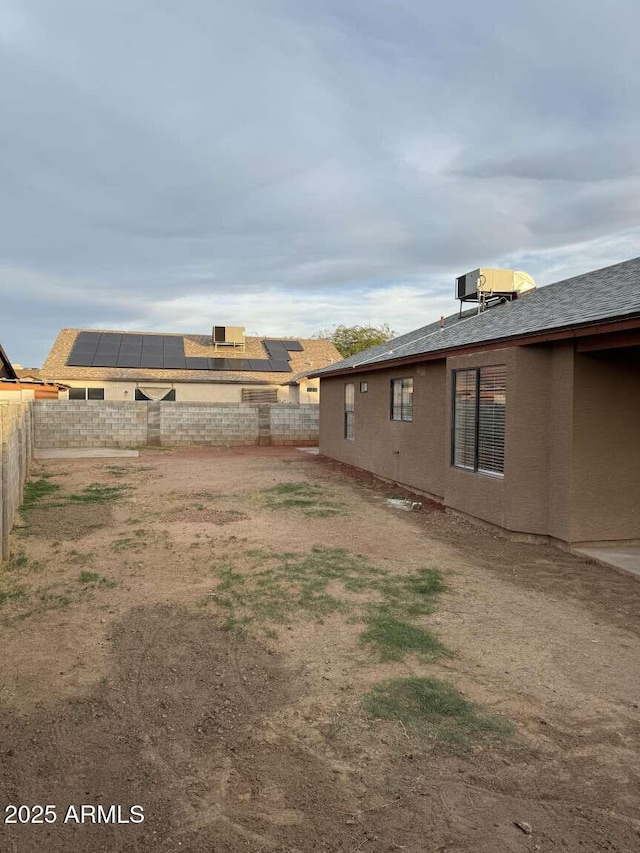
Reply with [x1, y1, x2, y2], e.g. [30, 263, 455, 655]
[360, 381, 368, 393]
[135, 388, 175, 401]
[344, 383, 355, 440]
[390, 378, 413, 421]
[452, 365, 506, 476]
[68, 387, 104, 400]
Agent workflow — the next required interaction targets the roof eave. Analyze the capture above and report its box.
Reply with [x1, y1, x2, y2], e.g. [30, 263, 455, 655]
[310, 313, 640, 379]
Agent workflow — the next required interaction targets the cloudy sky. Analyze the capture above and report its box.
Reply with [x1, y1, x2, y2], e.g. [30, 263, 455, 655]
[1, 0, 639, 366]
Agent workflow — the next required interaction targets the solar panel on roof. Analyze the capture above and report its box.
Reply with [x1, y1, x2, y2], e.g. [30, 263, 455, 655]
[140, 354, 165, 368]
[163, 334, 181, 343]
[116, 354, 142, 368]
[92, 353, 119, 367]
[163, 355, 186, 369]
[184, 357, 209, 370]
[66, 331, 305, 372]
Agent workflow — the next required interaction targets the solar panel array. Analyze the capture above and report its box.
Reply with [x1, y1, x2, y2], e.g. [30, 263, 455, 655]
[67, 333, 300, 372]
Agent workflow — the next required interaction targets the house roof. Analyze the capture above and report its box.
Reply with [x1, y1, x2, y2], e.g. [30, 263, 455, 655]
[313, 256, 640, 376]
[41, 329, 341, 385]
[0, 344, 18, 380]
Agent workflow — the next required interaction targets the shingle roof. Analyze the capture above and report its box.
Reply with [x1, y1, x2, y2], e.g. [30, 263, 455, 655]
[314, 257, 640, 375]
[41, 329, 341, 385]
[0, 344, 18, 380]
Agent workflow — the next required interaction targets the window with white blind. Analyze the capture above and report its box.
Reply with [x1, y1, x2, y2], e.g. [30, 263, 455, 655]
[451, 365, 506, 476]
[344, 383, 355, 440]
[390, 378, 413, 421]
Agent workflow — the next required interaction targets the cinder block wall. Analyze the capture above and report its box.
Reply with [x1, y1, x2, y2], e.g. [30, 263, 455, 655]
[34, 401, 148, 449]
[33, 401, 319, 448]
[269, 404, 319, 445]
[1, 402, 33, 560]
[159, 403, 259, 446]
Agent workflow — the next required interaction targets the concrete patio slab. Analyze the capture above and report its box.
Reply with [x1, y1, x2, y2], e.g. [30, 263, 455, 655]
[34, 448, 139, 459]
[574, 544, 640, 580]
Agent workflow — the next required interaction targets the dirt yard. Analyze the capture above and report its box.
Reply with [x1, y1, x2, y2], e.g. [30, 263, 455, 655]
[1, 447, 639, 853]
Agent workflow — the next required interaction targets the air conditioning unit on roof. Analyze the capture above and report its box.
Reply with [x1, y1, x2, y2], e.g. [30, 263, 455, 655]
[456, 269, 535, 306]
[212, 326, 246, 351]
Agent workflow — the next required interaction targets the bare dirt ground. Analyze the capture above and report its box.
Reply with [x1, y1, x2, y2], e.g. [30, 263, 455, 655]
[1, 446, 639, 853]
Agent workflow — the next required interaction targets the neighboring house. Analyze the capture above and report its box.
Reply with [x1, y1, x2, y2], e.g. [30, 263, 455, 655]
[312, 258, 640, 548]
[0, 346, 63, 400]
[0, 344, 18, 381]
[40, 325, 340, 403]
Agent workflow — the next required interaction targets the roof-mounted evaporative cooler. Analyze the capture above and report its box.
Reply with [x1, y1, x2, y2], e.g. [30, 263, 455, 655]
[212, 326, 246, 351]
[456, 269, 535, 314]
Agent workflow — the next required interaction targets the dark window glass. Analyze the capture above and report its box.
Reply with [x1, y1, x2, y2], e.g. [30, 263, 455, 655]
[344, 383, 355, 440]
[135, 388, 175, 401]
[68, 387, 87, 400]
[87, 387, 105, 400]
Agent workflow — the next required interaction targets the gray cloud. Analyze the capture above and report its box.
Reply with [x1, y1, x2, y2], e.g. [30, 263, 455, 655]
[1, 0, 639, 365]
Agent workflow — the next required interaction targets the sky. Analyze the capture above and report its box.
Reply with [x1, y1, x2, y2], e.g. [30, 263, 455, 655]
[1, 0, 639, 366]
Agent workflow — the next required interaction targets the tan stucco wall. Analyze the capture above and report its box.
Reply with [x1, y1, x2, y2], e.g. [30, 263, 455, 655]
[443, 345, 576, 539]
[319, 362, 447, 500]
[61, 379, 284, 403]
[569, 350, 640, 543]
[319, 341, 639, 545]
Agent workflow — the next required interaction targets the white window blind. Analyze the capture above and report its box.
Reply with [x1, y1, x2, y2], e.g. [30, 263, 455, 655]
[453, 370, 476, 470]
[452, 365, 506, 476]
[478, 365, 506, 475]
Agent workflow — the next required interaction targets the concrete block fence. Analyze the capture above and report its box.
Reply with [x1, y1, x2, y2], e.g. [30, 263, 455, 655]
[1, 401, 34, 560]
[33, 401, 319, 450]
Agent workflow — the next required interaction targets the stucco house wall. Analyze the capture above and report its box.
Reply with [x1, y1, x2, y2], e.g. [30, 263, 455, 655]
[318, 340, 640, 546]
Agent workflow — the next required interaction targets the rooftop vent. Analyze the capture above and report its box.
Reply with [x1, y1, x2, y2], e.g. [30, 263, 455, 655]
[456, 268, 535, 314]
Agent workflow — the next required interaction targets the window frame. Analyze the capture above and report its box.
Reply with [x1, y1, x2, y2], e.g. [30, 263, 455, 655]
[344, 382, 355, 440]
[68, 387, 105, 400]
[359, 381, 368, 393]
[450, 365, 506, 478]
[390, 378, 413, 422]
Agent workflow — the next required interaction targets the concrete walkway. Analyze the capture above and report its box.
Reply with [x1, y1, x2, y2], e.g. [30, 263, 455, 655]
[34, 448, 139, 458]
[574, 543, 640, 580]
